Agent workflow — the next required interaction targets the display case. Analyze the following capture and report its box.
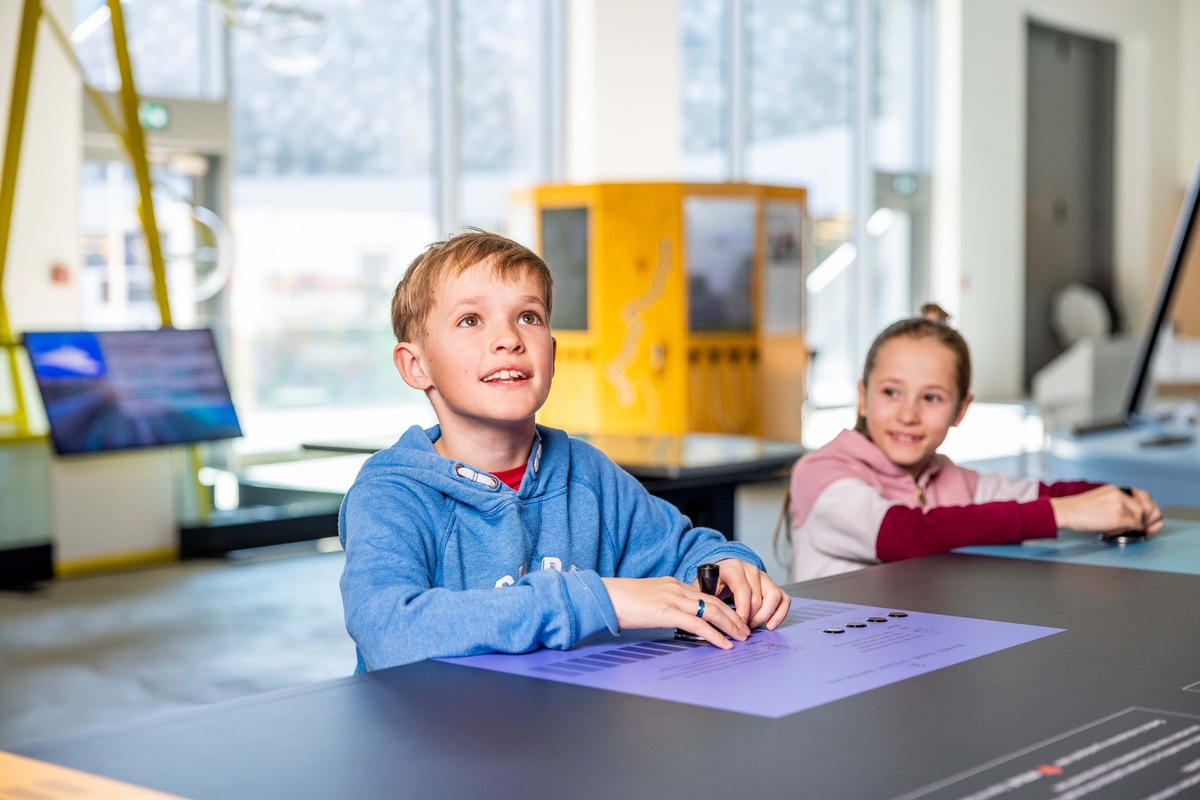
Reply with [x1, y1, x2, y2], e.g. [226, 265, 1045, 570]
[510, 182, 809, 441]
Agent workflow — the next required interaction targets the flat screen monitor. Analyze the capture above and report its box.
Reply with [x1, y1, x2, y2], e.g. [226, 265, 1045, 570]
[1122, 152, 1200, 421]
[22, 328, 243, 456]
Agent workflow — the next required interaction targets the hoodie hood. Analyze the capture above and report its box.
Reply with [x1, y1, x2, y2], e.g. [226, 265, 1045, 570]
[789, 429, 975, 528]
[355, 424, 557, 511]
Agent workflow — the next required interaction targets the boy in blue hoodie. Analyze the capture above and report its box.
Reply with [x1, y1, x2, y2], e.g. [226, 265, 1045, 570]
[339, 231, 791, 670]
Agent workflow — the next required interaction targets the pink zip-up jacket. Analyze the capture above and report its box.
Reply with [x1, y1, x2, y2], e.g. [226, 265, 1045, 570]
[788, 429, 1100, 581]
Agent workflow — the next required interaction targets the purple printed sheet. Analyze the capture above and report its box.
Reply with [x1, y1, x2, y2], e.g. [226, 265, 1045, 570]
[444, 597, 1063, 718]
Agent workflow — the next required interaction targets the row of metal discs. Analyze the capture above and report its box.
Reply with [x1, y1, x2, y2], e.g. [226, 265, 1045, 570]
[822, 611, 908, 633]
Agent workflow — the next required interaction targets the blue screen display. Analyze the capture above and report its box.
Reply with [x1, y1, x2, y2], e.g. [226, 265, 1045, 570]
[23, 328, 243, 455]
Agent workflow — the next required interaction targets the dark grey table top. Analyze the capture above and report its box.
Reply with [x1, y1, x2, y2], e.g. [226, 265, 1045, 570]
[16, 552, 1200, 799]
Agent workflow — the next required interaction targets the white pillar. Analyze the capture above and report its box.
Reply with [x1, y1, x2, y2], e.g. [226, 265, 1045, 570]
[564, 0, 682, 182]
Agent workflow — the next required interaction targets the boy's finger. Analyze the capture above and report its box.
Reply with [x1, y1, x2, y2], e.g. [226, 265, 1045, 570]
[763, 591, 792, 630]
[704, 597, 750, 640]
[677, 607, 735, 649]
[717, 567, 748, 619]
[743, 570, 765, 621]
[748, 581, 785, 628]
[721, 562, 762, 623]
[683, 623, 733, 650]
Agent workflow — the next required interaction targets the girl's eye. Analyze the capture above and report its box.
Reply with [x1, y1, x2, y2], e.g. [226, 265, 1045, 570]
[882, 387, 899, 398]
[457, 315, 480, 328]
[518, 311, 543, 325]
[924, 394, 944, 404]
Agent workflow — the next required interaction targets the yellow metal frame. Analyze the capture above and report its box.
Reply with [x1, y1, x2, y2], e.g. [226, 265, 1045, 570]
[105, 0, 172, 327]
[55, 547, 178, 579]
[1, 0, 173, 443]
[0, 0, 42, 439]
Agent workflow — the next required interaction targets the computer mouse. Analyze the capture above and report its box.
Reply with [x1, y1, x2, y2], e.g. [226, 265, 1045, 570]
[1098, 530, 1147, 545]
[1099, 486, 1148, 544]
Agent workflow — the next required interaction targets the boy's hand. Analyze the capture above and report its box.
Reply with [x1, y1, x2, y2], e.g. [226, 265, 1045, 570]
[1049, 484, 1164, 535]
[600, 576, 750, 650]
[714, 559, 792, 631]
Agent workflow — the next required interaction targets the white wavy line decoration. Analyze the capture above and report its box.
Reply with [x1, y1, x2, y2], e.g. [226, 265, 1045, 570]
[605, 238, 672, 412]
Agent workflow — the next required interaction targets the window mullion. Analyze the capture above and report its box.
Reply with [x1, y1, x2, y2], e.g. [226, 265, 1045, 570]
[435, 0, 461, 233]
[853, 0, 875, 358]
[727, 0, 746, 181]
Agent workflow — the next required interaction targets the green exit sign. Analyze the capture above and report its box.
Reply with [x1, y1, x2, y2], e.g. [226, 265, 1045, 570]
[892, 174, 918, 196]
[138, 101, 171, 132]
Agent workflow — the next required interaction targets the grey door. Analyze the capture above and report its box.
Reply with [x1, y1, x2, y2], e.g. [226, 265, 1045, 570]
[1024, 22, 1116, 388]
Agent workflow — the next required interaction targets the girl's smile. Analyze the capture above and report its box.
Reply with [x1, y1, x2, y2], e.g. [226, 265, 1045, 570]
[858, 336, 972, 477]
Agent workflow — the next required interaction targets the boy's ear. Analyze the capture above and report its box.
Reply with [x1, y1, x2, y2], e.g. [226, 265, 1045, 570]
[394, 342, 432, 391]
[551, 336, 557, 377]
[952, 392, 975, 427]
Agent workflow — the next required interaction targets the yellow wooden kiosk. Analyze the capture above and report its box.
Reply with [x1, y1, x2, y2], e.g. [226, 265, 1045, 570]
[511, 182, 809, 442]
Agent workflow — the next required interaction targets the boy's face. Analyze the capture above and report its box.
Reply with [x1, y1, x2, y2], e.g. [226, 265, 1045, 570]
[394, 259, 555, 441]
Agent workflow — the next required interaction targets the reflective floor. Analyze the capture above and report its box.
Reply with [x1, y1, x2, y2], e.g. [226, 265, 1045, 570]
[0, 543, 355, 750]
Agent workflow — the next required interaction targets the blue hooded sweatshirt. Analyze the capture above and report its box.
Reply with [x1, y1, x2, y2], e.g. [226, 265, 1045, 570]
[339, 424, 764, 670]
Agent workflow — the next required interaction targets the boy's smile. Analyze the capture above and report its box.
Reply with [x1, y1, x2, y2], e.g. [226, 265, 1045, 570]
[858, 336, 971, 477]
[394, 259, 555, 462]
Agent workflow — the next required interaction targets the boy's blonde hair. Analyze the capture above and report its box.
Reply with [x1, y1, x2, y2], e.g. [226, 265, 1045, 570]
[391, 230, 555, 342]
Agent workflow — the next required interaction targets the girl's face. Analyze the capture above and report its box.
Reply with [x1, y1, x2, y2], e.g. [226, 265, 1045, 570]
[857, 336, 972, 477]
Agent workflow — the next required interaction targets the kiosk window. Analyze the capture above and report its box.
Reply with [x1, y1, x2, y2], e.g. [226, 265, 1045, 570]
[541, 207, 589, 331]
[685, 197, 755, 332]
[763, 200, 805, 334]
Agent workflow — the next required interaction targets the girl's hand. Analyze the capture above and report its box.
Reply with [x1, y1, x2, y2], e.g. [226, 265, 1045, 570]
[1050, 484, 1164, 534]
[713, 559, 792, 631]
[600, 576, 750, 649]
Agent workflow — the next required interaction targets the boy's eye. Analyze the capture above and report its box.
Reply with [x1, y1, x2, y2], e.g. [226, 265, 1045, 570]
[924, 393, 945, 404]
[518, 311, 543, 325]
[457, 315, 480, 328]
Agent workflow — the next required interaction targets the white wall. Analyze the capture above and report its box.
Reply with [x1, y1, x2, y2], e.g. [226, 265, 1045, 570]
[565, 0, 681, 181]
[1182, 0, 1200, 180]
[0, 1, 177, 569]
[0, 0, 80, 333]
[934, 0, 1197, 399]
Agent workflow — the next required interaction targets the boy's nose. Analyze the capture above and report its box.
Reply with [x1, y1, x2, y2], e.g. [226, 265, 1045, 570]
[491, 323, 524, 352]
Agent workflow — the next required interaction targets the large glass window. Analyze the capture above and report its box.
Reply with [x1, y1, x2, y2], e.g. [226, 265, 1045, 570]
[227, 0, 553, 452]
[229, 0, 438, 451]
[680, 0, 932, 409]
[870, 0, 932, 341]
[78, 158, 215, 331]
[680, 0, 728, 180]
[73, 0, 557, 456]
[746, 0, 857, 407]
[459, 2, 543, 230]
[73, 0, 225, 100]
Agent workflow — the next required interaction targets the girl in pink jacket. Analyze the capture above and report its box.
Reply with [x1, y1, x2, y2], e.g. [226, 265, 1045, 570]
[786, 311, 1163, 581]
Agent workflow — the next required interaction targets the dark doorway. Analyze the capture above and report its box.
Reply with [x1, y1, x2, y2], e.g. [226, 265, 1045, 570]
[1024, 21, 1117, 388]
